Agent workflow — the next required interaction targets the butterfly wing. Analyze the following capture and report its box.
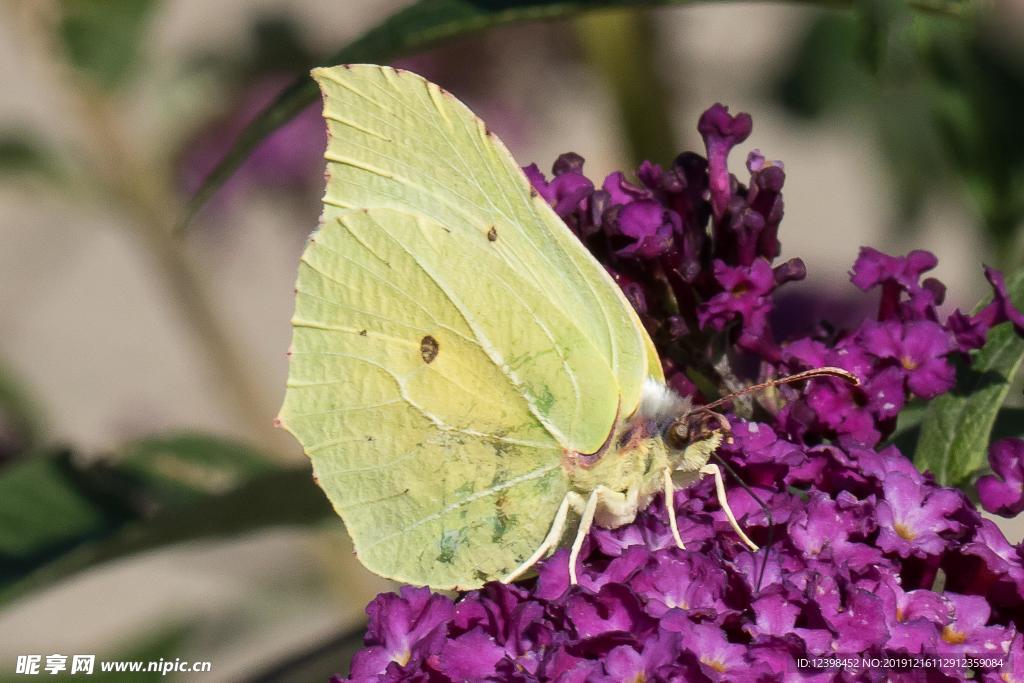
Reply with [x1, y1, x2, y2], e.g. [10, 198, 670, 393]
[279, 65, 655, 588]
[314, 65, 653, 428]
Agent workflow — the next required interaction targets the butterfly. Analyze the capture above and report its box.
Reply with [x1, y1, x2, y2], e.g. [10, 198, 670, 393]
[277, 64, 854, 590]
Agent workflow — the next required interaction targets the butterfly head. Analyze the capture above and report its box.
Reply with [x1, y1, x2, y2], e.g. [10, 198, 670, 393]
[663, 409, 729, 473]
[633, 379, 727, 474]
[649, 366, 860, 474]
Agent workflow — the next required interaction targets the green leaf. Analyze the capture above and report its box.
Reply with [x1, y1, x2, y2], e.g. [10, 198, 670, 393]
[59, 0, 156, 89]
[0, 433, 278, 596]
[0, 133, 63, 180]
[914, 269, 1024, 487]
[0, 450, 126, 569]
[855, 0, 904, 74]
[892, 405, 1024, 456]
[772, 13, 866, 119]
[886, 398, 927, 454]
[177, 0, 970, 236]
[0, 466, 330, 605]
[113, 433, 278, 507]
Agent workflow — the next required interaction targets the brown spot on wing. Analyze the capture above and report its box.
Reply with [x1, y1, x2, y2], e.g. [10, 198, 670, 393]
[487, 226, 498, 241]
[420, 335, 439, 363]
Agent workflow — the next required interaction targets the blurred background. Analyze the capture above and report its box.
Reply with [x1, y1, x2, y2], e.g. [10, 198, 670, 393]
[1, 0, 1021, 680]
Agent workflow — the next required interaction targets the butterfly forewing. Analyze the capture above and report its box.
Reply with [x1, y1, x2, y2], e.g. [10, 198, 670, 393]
[314, 65, 650, 433]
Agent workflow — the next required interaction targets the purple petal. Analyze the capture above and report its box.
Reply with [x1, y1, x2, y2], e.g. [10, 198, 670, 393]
[437, 628, 506, 680]
[566, 584, 651, 638]
[978, 439, 1024, 517]
[698, 103, 752, 222]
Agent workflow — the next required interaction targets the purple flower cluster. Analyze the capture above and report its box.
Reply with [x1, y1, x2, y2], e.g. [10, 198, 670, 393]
[524, 104, 1019, 451]
[337, 104, 1024, 682]
[341, 436, 1024, 681]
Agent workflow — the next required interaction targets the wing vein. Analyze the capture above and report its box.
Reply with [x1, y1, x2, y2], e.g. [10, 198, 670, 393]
[294, 290, 431, 336]
[360, 464, 560, 550]
[284, 398, 403, 418]
[322, 112, 391, 141]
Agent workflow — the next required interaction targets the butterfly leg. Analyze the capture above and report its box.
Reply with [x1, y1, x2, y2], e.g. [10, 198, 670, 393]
[569, 486, 631, 585]
[663, 468, 686, 550]
[699, 463, 759, 551]
[502, 491, 586, 584]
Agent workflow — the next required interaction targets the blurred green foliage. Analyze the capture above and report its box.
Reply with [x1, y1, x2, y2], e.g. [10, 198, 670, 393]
[774, 4, 1024, 260]
[114, 434, 277, 508]
[0, 434, 251, 595]
[0, 450, 119, 569]
[0, 424, 330, 605]
[0, 134, 63, 181]
[575, 10, 677, 166]
[59, 0, 157, 89]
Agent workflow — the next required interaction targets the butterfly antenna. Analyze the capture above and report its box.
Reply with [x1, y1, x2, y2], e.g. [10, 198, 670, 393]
[711, 453, 774, 593]
[701, 367, 859, 413]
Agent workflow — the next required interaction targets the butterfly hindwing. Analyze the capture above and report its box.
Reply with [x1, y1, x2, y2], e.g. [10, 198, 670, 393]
[282, 209, 587, 588]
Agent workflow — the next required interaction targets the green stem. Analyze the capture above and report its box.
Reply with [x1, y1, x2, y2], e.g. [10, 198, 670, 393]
[575, 9, 678, 167]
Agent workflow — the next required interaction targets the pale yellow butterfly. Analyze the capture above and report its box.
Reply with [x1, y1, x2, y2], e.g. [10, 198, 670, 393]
[277, 64, 854, 590]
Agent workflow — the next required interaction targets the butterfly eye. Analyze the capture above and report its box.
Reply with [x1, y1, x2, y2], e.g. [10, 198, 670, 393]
[665, 418, 690, 450]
